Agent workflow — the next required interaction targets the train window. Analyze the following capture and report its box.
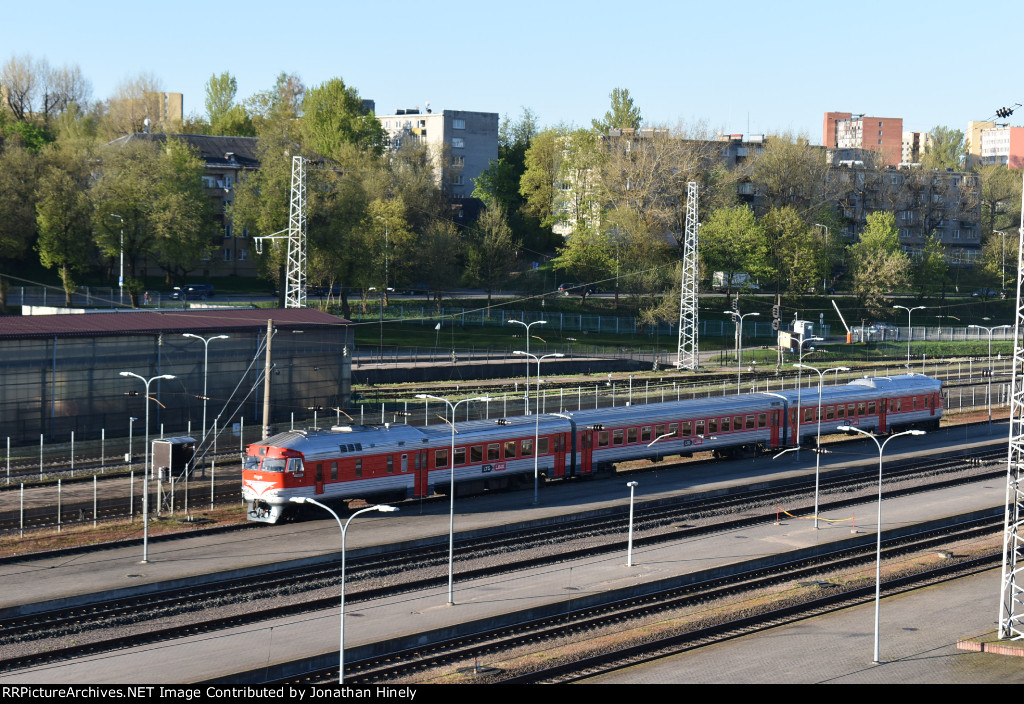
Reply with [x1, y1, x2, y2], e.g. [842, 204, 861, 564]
[539, 437, 550, 454]
[656, 424, 666, 438]
[287, 458, 303, 474]
[505, 440, 517, 458]
[913, 397, 918, 410]
[387, 456, 394, 474]
[925, 396, 931, 408]
[598, 431, 609, 447]
[627, 428, 638, 443]
[857, 402, 866, 416]
[355, 459, 362, 477]
[471, 445, 483, 463]
[758, 413, 767, 428]
[682, 421, 691, 436]
[837, 405, 845, 419]
[244, 456, 259, 470]
[709, 419, 718, 434]
[258, 446, 267, 456]
[262, 458, 285, 471]
[401, 454, 408, 473]
[721, 417, 730, 432]
[522, 438, 534, 456]
[613, 429, 624, 445]
[826, 406, 834, 421]
[435, 449, 449, 468]
[455, 447, 466, 465]
[803, 408, 814, 423]
[695, 420, 704, 436]
[848, 403, 856, 416]
[488, 444, 500, 461]
[746, 415, 755, 429]
[896, 399, 902, 412]
[641, 426, 651, 442]
[331, 462, 338, 480]
[734, 416, 744, 430]
[669, 423, 678, 437]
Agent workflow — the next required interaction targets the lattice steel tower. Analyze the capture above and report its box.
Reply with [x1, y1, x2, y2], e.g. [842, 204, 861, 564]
[284, 155, 307, 309]
[676, 182, 699, 370]
[1000, 206, 1024, 641]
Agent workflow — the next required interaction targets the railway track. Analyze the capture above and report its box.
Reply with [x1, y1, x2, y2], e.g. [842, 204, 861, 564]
[0, 448, 1002, 676]
[284, 517, 1002, 685]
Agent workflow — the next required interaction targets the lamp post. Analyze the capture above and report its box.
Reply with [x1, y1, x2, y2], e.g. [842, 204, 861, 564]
[793, 333, 823, 455]
[111, 213, 124, 306]
[183, 334, 229, 473]
[289, 498, 397, 684]
[508, 319, 547, 415]
[814, 223, 829, 292]
[726, 310, 760, 393]
[514, 351, 565, 504]
[794, 363, 850, 528]
[415, 393, 491, 605]
[994, 230, 1007, 288]
[968, 323, 1011, 427]
[626, 481, 639, 567]
[836, 425, 925, 664]
[127, 416, 138, 468]
[120, 371, 175, 563]
[892, 305, 925, 368]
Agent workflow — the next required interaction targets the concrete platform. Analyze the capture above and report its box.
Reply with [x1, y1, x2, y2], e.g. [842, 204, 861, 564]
[0, 424, 1013, 684]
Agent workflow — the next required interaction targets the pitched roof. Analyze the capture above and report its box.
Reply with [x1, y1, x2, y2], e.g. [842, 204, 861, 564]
[0, 308, 350, 340]
[107, 133, 261, 169]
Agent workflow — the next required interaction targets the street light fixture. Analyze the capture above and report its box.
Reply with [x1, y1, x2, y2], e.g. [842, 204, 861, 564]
[120, 371, 175, 563]
[725, 310, 760, 393]
[814, 223, 830, 292]
[415, 393, 491, 605]
[836, 425, 925, 664]
[183, 334, 229, 474]
[626, 481, 639, 567]
[793, 333, 823, 455]
[289, 498, 397, 684]
[508, 319, 547, 415]
[893, 305, 925, 368]
[111, 213, 124, 306]
[514, 351, 565, 504]
[794, 363, 850, 528]
[968, 324, 1011, 427]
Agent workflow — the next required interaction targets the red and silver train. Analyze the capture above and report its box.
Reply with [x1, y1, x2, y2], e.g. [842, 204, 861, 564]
[243, 374, 943, 523]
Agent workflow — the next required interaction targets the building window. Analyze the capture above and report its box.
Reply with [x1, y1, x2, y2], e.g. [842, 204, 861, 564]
[239, 249, 249, 262]
[453, 118, 465, 129]
[452, 137, 464, 148]
[452, 174, 464, 186]
[224, 223, 232, 238]
[452, 155, 464, 167]
[223, 248, 232, 262]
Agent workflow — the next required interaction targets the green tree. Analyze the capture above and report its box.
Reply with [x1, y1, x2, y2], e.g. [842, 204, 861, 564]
[920, 126, 965, 171]
[553, 225, 615, 300]
[591, 87, 642, 132]
[519, 127, 565, 229]
[698, 205, 765, 293]
[849, 211, 910, 315]
[301, 78, 385, 159]
[465, 204, 519, 309]
[910, 231, 949, 299]
[760, 206, 820, 294]
[205, 72, 237, 126]
[35, 145, 93, 305]
[749, 133, 837, 215]
[977, 164, 1021, 238]
[0, 144, 40, 310]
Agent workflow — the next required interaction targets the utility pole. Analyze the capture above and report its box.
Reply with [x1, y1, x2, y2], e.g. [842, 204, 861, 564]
[676, 182, 699, 370]
[262, 319, 273, 439]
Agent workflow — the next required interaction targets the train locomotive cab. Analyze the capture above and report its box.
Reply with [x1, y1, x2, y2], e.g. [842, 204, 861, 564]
[242, 443, 305, 523]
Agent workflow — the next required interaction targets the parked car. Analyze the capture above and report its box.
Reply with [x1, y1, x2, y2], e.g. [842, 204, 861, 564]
[169, 283, 215, 300]
[558, 283, 592, 296]
[972, 288, 999, 298]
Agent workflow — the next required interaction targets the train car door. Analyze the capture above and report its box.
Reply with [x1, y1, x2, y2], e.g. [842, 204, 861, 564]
[314, 461, 324, 495]
[878, 398, 888, 433]
[580, 430, 594, 475]
[769, 410, 781, 448]
[416, 450, 433, 497]
[552, 433, 566, 477]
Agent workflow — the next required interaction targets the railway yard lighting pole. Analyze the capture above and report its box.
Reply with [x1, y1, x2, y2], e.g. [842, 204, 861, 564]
[893, 305, 925, 369]
[416, 394, 491, 606]
[289, 498, 397, 684]
[794, 364, 849, 529]
[111, 213, 124, 306]
[183, 334, 229, 473]
[726, 310, 760, 393]
[514, 351, 564, 504]
[626, 481, 639, 567]
[968, 324, 1010, 427]
[127, 416, 138, 468]
[836, 425, 925, 664]
[508, 319, 547, 415]
[120, 371, 175, 563]
[793, 335, 823, 456]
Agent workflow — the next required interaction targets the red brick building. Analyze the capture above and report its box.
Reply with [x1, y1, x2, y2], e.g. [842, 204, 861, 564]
[823, 112, 903, 166]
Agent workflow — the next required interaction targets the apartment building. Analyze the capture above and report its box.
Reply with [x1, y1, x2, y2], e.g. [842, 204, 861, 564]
[823, 112, 903, 166]
[979, 124, 1024, 169]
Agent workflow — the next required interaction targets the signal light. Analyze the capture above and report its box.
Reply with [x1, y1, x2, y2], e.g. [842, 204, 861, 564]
[772, 305, 780, 318]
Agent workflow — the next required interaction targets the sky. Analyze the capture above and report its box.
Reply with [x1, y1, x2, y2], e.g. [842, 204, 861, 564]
[7, 0, 1021, 142]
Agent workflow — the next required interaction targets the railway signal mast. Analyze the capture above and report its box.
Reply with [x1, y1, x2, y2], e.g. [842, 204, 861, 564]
[253, 155, 308, 308]
[1000, 161, 1024, 642]
[676, 182, 699, 370]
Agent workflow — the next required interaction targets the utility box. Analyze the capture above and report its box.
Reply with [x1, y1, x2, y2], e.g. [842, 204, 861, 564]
[152, 436, 196, 481]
